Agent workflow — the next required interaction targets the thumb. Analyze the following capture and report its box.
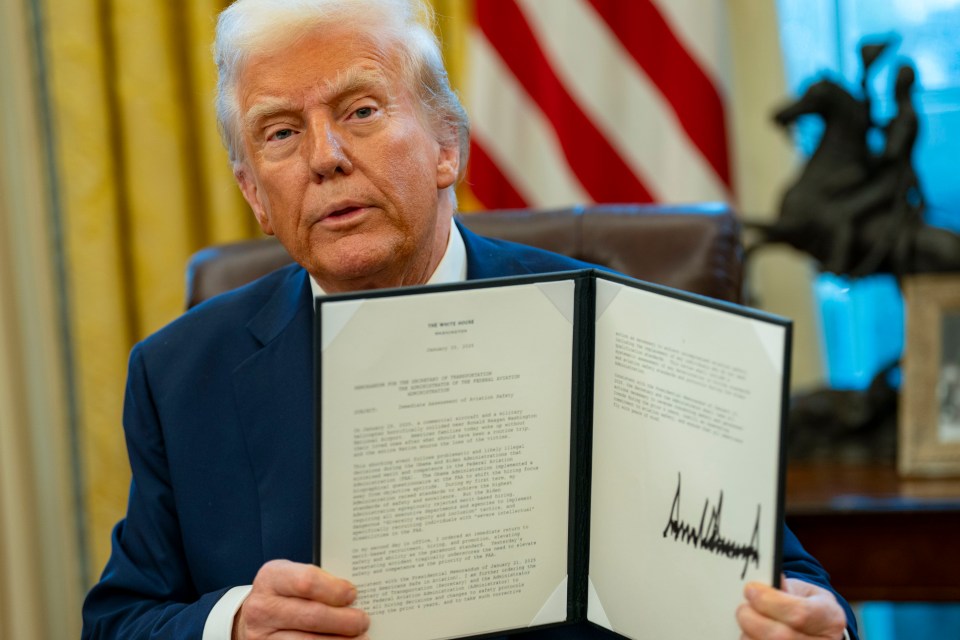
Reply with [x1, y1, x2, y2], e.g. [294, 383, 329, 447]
[784, 575, 825, 598]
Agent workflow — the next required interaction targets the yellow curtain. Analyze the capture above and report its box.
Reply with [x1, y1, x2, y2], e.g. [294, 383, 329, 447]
[42, 0, 256, 578]
[433, 0, 483, 212]
[41, 0, 476, 584]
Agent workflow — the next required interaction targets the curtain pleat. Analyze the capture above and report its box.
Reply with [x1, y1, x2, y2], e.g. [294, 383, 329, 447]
[432, 0, 484, 212]
[42, 0, 253, 576]
[43, 0, 137, 576]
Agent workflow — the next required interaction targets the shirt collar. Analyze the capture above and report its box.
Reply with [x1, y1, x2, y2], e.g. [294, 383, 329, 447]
[309, 221, 467, 298]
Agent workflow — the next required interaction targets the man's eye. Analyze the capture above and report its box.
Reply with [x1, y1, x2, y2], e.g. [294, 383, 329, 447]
[354, 106, 375, 119]
[271, 128, 294, 141]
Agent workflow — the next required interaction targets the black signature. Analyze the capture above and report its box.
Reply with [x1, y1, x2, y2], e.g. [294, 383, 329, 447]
[662, 472, 761, 579]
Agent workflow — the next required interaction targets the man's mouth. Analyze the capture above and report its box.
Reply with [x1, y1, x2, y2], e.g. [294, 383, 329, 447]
[328, 206, 362, 218]
[317, 201, 371, 226]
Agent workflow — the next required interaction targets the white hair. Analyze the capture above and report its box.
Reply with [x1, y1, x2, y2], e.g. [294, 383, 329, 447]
[214, 0, 469, 185]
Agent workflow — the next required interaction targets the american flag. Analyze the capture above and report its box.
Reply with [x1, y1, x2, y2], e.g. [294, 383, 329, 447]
[463, 0, 734, 209]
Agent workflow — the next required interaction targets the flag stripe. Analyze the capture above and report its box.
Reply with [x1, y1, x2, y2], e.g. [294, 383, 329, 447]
[467, 29, 591, 207]
[586, 0, 733, 189]
[516, 0, 728, 203]
[467, 139, 528, 210]
[475, 0, 655, 204]
[647, 0, 731, 96]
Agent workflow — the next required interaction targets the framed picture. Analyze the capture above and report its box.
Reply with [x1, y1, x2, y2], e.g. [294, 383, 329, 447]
[900, 274, 960, 477]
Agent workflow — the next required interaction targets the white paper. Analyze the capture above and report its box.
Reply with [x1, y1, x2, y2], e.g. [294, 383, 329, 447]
[530, 576, 569, 626]
[586, 578, 613, 630]
[588, 280, 785, 639]
[320, 280, 575, 640]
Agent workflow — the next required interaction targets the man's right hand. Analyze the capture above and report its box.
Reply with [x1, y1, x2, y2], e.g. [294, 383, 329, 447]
[233, 559, 370, 639]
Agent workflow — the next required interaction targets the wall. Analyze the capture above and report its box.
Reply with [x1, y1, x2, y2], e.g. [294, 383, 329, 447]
[728, 0, 825, 389]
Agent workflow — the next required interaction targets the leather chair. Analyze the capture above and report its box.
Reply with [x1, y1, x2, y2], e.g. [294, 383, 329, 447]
[185, 203, 743, 308]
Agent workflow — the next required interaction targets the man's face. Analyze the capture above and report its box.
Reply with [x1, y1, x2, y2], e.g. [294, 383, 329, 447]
[234, 27, 459, 293]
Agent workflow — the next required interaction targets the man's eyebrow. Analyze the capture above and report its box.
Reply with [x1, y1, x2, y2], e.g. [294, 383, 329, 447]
[243, 97, 299, 131]
[322, 67, 391, 103]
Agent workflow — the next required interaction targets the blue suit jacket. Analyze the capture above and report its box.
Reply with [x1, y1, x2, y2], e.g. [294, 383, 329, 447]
[82, 224, 857, 638]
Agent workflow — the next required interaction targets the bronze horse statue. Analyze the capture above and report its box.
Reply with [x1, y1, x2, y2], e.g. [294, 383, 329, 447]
[752, 49, 960, 277]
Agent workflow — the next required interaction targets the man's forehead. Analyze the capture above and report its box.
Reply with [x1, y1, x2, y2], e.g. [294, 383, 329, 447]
[242, 65, 393, 124]
[239, 26, 398, 95]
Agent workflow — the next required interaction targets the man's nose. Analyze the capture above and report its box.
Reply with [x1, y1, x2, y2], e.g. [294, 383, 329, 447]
[307, 122, 353, 180]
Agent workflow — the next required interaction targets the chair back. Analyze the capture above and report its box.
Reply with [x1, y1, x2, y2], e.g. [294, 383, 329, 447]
[185, 203, 742, 308]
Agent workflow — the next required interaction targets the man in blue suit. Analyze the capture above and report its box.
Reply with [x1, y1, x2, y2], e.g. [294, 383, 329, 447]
[82, 1, 857, 639]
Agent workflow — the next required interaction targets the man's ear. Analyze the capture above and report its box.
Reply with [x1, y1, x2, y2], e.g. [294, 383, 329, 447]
[436, 142, 459, 191]
[235, 166, 274, 236]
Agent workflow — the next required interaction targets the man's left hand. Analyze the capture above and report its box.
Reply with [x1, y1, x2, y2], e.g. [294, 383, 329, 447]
[736, 576, 848, 640]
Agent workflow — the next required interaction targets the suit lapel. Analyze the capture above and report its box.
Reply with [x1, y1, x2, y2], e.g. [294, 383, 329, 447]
[458, 220, 534, 280]
[232, 267, 315, 564]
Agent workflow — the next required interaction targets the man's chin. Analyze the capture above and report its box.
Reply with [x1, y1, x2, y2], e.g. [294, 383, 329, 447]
[300, 231, 434, 293]
[307, 255, 413, 294]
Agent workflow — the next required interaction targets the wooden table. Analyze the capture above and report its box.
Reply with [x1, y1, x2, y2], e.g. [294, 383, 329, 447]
[785, 461, 960, 601]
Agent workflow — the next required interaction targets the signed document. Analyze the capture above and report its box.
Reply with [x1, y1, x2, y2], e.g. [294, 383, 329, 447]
[588, 278, 787, 638]
[315, 270, 789, 640]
